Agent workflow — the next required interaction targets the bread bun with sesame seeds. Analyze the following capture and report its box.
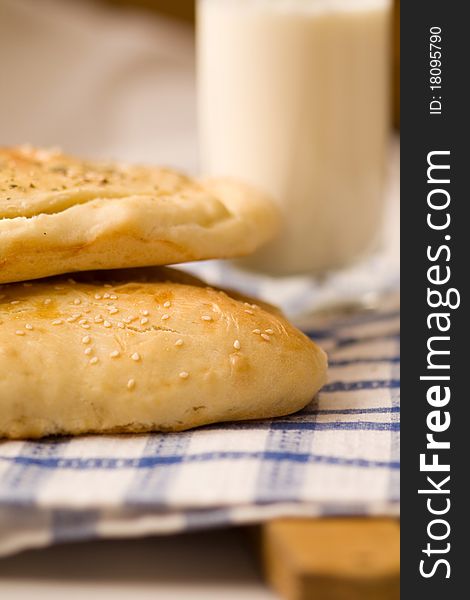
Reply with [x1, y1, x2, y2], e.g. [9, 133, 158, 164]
[0, 267, 327, 439]
[0, 146, 280, 284]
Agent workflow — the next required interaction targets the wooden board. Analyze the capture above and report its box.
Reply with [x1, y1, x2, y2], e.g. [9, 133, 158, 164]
[256, 518, 400, 600]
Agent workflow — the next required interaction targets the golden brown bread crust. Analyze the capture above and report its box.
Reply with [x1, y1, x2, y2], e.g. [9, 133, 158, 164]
[0, 146, 280, 284]
[0, 268, 327, 439]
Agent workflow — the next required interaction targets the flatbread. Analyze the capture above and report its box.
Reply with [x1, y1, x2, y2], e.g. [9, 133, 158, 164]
[0, 146, 279, 283]
[0, 267, 327, 438]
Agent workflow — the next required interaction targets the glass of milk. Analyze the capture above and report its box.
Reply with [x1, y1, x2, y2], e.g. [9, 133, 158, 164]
[197, 0, 392, 276]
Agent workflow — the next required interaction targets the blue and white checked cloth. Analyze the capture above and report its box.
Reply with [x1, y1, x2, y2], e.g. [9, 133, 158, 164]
[0, 282, 399, 557]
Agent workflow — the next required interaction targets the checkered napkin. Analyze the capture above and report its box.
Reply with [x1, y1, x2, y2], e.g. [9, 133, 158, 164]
[0, 285, 399, 557]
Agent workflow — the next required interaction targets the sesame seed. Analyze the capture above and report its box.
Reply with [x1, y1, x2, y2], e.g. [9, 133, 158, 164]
[15, 330, 25, 336]
[52, 319, 63, 325]
[117, 322, 124, 329]
[251, 304, 259, 309]
[201, 315, 212, 322]
[141, 317, 149, 325]
[123, 317, 131, 324]
[81, 324, 90, 329]
[141, 309, 149, 316]
[128, 315, 137, 322]
[163, 301, 171, 308]
[244, 309, 254, 315]
[179, 371, 189, 379]
[73, 298, 81, 305]
[103, 293, 110, 299]
[233, 340, 241, 350]
[78, 319, 88, 325]
[82, 335, 91, 344]
[89, 356, 99, 364]
[103, 320, 112, 328]
[261, 334, 271, 341]
[10, 300, 20, 305]
[67, 314, 80, 322]
[67, 278, 76, 285]
[252, 329, 261, 334]
[161, 314, 169, 321]
[265, 329, 274, 334]
[94, 316, 103, 323]
[109, 307, 118, 315]
[54, 286, 64, 291]
[84, 347, 92, 356]
[94, 294, 102, 300]
[25, 324, 33, 330]
[103, 284, 112, 288]
[22, 282, 32, 287]
[127, 378, 136, 390]
[44, 298, 52, 305]
[110, 350, 120, 358]
[109, 294, 117, 300]
[131, 352, 141, 361]
[175, 339, 184, 346]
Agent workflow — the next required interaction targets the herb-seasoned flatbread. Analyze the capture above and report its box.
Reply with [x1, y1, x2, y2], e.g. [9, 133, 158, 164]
[0, 146, 279, 284]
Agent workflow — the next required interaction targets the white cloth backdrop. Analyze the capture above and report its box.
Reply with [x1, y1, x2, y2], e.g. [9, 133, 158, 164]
[0, 0, 198, 170]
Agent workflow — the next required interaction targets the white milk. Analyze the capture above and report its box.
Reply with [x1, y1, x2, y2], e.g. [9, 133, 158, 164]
[197, 0, 391, 275]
